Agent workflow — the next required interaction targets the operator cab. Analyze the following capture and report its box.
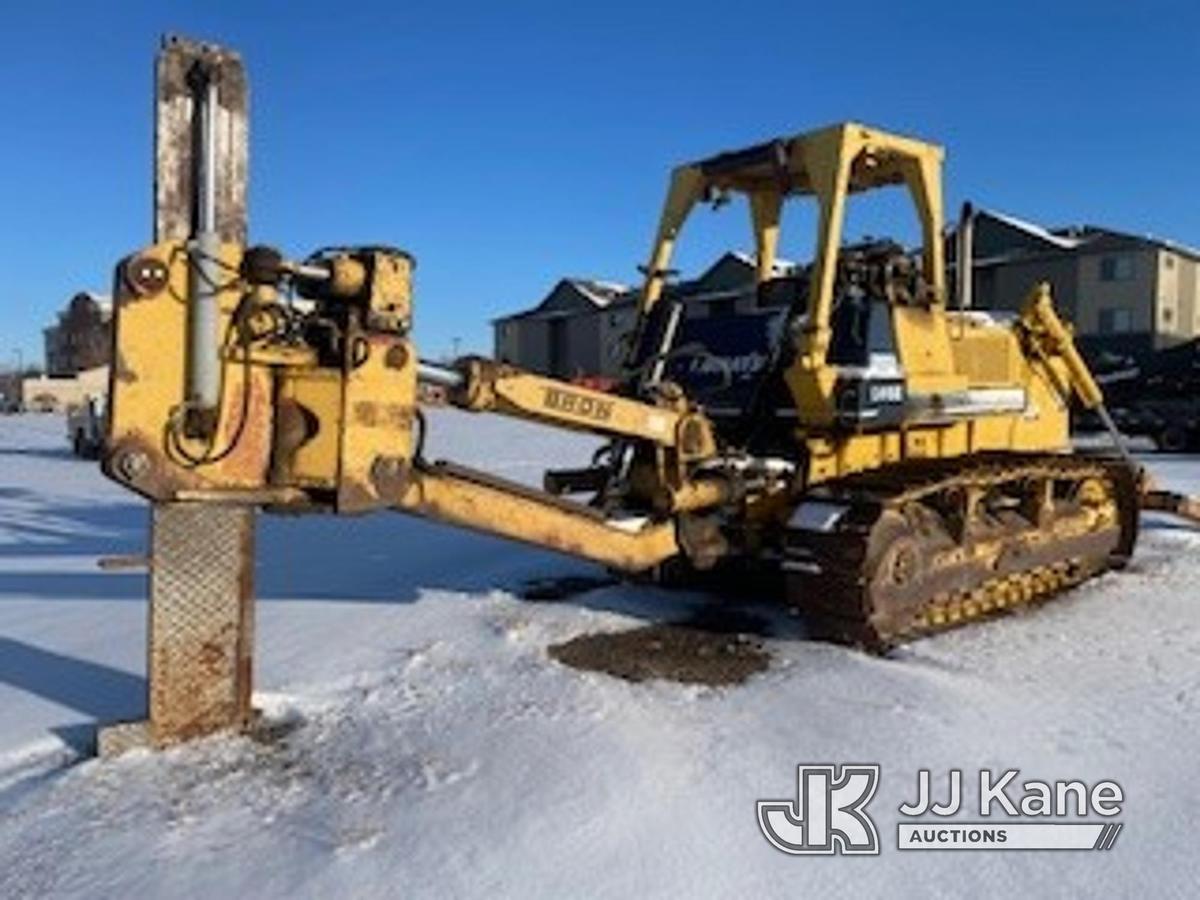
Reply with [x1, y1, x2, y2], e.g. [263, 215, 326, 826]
[625, 270, 801, 447]
[826, 241, 909, 428]
[627, 242, 914, 445]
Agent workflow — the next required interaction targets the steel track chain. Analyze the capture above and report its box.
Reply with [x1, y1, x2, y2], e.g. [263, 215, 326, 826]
[787, 453, 1135, 650]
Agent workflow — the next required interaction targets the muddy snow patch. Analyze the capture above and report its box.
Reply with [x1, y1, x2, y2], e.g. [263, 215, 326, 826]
[548, 610, 772, 686]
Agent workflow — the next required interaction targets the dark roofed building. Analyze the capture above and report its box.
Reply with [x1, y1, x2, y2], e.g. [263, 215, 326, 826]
[493, 277, 630, 378]
[44, 291, 112, 377]
[495, 213, 1200, 380]
[493, 252, 796, 378]
[957, 210, 1200, 359]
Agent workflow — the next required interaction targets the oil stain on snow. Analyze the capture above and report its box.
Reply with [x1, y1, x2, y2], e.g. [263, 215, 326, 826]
[549, 606, 774, 686]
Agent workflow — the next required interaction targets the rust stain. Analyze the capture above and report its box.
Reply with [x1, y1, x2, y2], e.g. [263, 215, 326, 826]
[146, 503, 255, 744]
[352, 401, 378, 428]
[155, 35, 248, 245]
[104, 436, 198, 501]
[337, 478, 379, 513]
[114, 349, 138, 384]
[218, 368, 272, 481]
[270, 398, 313, 481]
[369, 456, 410, 502]
[197, 640, 230, 677]
[352, 401, 412, 430]
[384, 344, 409, 370]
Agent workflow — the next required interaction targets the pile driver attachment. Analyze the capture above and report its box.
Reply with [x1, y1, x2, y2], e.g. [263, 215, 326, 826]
[99, 36, 1198, 749]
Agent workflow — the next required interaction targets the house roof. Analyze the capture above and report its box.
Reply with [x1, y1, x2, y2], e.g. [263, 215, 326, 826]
[1075, 226, 1200, 262]
[728, 250, 799, 276]
[566, 278, 629, 308]
[1155, 235, 1200, 261]
[980, 209, 1082, 250]
[966, 208, 1200, 267]
[493, 277, 634, 324]
[72, 290, 111, 310]
[493, 251, 793, 324]
[45, 291, 113, 330]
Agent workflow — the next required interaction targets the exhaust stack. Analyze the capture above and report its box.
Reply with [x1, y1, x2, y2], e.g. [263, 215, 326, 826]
[956, 201, 975, 310]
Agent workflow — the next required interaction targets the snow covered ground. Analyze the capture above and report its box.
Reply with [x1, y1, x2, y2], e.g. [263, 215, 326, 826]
[1, 410, 1198, 898]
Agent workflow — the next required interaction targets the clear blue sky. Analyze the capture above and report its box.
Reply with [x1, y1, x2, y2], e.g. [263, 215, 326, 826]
[2, 1, 1197, 367]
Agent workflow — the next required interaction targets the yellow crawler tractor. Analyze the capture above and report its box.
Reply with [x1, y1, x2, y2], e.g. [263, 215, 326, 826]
[98, 37, 1198, 748]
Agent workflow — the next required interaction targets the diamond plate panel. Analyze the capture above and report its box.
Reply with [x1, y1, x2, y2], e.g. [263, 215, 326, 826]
[149, 503, 255, 743]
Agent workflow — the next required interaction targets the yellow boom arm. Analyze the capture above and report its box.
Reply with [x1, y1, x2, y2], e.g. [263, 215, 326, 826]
[439, 357, 714, 455]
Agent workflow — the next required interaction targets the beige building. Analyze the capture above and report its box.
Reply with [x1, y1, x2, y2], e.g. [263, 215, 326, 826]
[963, 211, 1200, 359]
[22, 365, 109, 413]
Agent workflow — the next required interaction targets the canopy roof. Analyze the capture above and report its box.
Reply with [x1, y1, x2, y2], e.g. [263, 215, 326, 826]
[684, 122, 944, 198]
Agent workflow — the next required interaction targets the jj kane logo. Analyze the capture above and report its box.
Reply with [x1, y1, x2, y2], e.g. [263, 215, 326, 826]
[757, 765, 881, 855]
[759, 765, 1125, 854]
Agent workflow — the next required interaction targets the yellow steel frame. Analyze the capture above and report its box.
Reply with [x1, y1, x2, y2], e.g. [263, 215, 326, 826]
[106, 241, 708, 571]
[636, 123, 962, 421]
[632, 122, 1088, 485]
[105, 122, 1103, 579]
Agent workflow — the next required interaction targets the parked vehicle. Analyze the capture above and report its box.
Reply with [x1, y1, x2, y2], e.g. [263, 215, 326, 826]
[1083, 339, 1200, 452]
[67, 395, 106, 458]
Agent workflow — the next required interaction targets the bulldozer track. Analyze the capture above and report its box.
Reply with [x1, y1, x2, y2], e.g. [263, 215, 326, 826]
[783, 453, 1140, 650]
